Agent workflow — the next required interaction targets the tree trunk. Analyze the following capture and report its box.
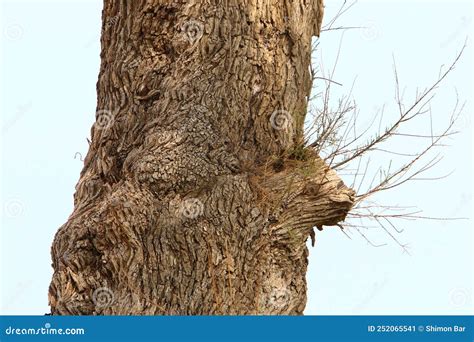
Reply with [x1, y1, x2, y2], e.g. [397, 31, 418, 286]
[49, 0, 354, 315]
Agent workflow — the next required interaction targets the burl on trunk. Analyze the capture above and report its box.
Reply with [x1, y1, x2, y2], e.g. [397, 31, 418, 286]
[49, 0, 354, 315]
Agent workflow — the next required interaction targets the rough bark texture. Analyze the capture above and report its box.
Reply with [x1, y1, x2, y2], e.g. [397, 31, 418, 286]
[49, 0, 354, 315]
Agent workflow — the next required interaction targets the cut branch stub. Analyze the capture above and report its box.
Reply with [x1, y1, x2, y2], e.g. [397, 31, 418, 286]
[254, 156, 355, 245]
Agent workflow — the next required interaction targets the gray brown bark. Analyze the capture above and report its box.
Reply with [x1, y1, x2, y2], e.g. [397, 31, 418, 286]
[49, 0, 354, 315]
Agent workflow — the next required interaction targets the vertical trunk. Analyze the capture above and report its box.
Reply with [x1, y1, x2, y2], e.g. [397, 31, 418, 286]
[49, 0, 354, 315]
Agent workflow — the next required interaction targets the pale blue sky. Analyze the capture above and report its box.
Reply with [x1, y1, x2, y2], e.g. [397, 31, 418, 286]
[1, 0, 473, 315]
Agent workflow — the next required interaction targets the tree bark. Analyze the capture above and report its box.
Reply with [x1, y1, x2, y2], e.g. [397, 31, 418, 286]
[49, 0, 354, 315]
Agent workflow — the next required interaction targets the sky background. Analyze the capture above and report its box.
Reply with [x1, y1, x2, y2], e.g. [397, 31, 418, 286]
[1, 0, 473, 315]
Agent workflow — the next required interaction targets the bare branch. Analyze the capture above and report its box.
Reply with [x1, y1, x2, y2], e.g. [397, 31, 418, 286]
[306, 36, 467, 251]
